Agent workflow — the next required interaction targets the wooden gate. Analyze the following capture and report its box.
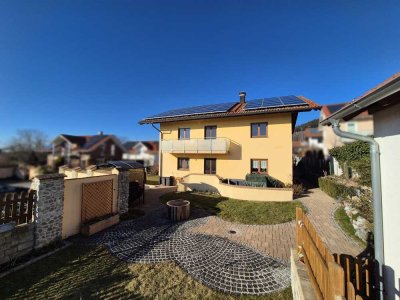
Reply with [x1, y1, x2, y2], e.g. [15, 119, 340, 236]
[81, 179, 113, 223]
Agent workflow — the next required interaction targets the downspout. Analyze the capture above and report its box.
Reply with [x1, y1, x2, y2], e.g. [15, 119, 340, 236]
[331, 119, 384, 299]
[151, 124, 163, 184]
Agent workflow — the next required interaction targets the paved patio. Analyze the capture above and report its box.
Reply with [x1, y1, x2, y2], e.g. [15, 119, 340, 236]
[90, 208, 290, 295]
[92, 186, 363, 295]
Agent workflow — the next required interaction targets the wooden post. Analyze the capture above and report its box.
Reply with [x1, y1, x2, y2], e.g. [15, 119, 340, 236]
[328, 261, 346, 300]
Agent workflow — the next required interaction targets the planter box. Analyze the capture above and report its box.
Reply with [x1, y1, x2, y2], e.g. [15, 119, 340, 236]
[81, 214, 119, 236]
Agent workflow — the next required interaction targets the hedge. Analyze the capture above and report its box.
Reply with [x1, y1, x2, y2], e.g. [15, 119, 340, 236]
[318, 177, 357, 199]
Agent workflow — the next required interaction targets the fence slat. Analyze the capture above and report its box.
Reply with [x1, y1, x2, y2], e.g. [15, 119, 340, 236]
[347, 282, 356, 300]
[296, 208, 374, 300]
[0, 190, 36, 225]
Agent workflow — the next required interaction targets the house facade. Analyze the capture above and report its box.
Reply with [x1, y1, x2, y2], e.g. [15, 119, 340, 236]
[320, 72, 400, 299]
[123, 141, 159, 168]
[140, 92, 320, 201]
[47, 133, 125, 169]
[319, 103, 374, 175]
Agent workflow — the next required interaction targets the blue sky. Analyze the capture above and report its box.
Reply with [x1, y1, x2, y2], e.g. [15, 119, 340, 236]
[1, 0, 400, 146]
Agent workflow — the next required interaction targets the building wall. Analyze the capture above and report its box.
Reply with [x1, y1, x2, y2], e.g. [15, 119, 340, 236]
[62, 174, 118, 238]
[320, 113, 374, 157]
[160, 113, 293, 184]
[373, 101, 400, 298]
[87, 138, 123, 165]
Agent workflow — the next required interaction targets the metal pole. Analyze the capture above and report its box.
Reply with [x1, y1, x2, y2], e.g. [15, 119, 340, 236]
[331, 119, 384, 299]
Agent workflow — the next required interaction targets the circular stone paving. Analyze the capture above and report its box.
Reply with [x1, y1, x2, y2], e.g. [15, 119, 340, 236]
[90, 209, 290, 295]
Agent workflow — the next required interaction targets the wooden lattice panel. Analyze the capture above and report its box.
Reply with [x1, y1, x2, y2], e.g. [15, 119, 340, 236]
[82, 180, 113, 223]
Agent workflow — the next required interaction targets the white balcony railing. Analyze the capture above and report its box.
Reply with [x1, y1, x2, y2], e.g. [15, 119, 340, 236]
[161, 138, 230, 154]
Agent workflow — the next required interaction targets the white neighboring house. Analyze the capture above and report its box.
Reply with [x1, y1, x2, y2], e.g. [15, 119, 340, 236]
[123, 141, 159, 168]
[321, 72, 400, 299]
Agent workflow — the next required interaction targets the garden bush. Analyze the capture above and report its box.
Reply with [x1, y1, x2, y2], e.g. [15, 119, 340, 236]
[318, 176, 357, 199]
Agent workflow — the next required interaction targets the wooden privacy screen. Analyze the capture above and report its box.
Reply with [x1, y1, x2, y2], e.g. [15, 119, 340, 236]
[0, 190, 36, 225]
[296, 207, 375, 300]
[81, 180, 113, 224]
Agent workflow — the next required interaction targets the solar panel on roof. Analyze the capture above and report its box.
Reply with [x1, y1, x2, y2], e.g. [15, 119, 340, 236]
[107, 160, 144, 169]
[149, 102, 236, 119]
[244, 95, 307, 111]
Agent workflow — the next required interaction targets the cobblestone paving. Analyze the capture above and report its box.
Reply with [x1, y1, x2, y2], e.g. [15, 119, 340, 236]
[90, 209, 290, 295]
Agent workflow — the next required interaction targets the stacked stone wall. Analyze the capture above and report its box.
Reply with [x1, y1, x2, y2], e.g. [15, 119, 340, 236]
[0, 223, 34, 266]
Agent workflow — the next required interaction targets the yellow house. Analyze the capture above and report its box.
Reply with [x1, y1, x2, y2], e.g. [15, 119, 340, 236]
[140, 92, 320, 201]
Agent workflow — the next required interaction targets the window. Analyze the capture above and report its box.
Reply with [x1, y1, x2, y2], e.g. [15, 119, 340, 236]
[251, 159, 268, 174]
[110, 144, 116, 156]
[178, 128, 190, 140]
[251, 123, 268, 137]
[347, 122, 356, 133]
[204, 158, 216, 174]
[204, 126, 217, 139]
[178, 158, 190, 170]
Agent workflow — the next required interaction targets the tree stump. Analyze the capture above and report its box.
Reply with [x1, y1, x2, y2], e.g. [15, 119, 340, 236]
[166, 199, 190, 221]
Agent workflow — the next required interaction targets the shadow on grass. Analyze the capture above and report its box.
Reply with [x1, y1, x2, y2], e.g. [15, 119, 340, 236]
[0, 244, 143, 300]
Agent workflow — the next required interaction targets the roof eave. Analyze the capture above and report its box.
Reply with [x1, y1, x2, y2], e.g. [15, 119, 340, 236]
[320, 76, 400, 126]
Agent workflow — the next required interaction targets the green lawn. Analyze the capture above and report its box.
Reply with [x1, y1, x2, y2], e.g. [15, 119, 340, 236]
[146, 174, 160, 185]
[334, 206, 366, 247]
[161, 191, 305, 225]
[0, 244, 292, 300]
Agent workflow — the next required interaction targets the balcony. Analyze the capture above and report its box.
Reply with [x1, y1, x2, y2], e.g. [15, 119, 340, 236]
[161, 138, 230, 154]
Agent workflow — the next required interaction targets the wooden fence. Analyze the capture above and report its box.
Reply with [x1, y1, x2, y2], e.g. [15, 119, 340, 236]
[0, 190, 36, 225]
[296, 207, 375, 300]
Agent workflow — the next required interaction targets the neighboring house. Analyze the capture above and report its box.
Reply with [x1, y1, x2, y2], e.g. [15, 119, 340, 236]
[123, 141, 159, 168]
[319, 103, 374, 175]
[140, 92, 320, 200]
[292, 127, 323, 159]
[320, 72, 400, 299]
[47, 133, 125, 169]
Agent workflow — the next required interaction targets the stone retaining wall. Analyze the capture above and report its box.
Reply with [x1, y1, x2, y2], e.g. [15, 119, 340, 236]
[0, 223, 34, 266]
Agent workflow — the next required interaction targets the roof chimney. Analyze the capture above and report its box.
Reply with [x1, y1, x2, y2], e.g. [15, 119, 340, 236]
[239, 91, 246, 103]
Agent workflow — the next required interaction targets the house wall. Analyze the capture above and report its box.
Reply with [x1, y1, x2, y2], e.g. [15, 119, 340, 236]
[160, 113, 293, 185]
[320, 111, 374, 157]
[373, 101, 400, 298]
[87, 138, 123, 165]
[62, 174, 118, 238]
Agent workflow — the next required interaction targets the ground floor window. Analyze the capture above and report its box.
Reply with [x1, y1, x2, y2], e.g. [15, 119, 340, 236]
[204, 158, 216, 174]
[251, 159, 268, 174]
[178, 157, 190, 170]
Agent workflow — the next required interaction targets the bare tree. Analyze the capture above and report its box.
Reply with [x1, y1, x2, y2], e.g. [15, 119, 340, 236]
[7, 130, 48, 164]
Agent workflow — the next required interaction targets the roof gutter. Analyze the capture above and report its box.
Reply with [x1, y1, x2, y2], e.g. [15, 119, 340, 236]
[331, 119, 384, 299]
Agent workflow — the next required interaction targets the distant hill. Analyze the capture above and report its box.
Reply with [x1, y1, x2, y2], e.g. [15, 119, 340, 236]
[294, 118, 319, 132]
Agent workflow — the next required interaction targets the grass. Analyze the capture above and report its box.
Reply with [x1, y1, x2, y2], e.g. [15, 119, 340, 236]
[0, 244, 292, 300]
[160, 191, 305, 225]
[146, 174, 160, 185]
[334, 206, 366, 247]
